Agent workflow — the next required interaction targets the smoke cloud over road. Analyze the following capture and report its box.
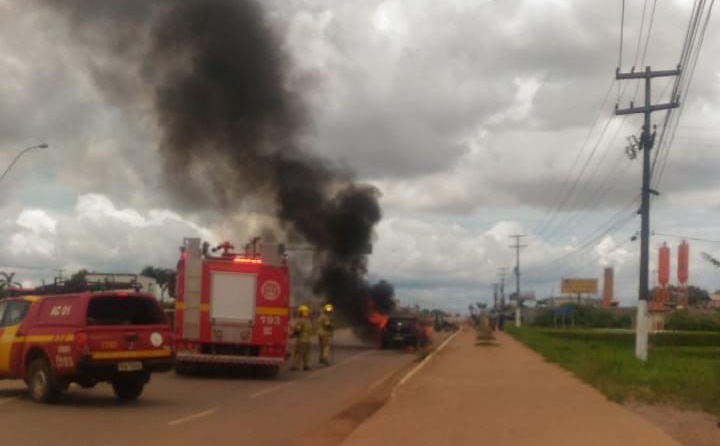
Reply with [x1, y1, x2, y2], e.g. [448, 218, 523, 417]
[42, 0, 395, 333]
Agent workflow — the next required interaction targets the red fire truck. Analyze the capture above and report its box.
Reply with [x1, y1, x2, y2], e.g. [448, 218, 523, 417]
[174, 238, 290, 377]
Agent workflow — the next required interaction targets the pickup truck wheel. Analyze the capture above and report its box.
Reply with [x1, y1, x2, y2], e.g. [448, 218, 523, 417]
[112, 378, 145, 401]
[27, 358, 60, 403]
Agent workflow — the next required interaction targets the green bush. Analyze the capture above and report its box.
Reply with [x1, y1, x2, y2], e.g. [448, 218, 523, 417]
[544, 328, 720, 347]
[652, 331, 720, 347]
[531, 304, 632, 329]
[665, 311, 720, 332]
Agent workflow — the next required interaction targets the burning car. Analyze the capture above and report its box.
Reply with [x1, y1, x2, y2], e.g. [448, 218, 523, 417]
[380, 314, 429, 349]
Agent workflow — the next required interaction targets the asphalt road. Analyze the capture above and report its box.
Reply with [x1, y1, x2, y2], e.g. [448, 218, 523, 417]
[0, 337, 418, 446]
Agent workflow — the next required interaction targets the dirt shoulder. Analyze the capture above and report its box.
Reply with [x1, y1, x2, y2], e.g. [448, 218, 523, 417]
[626, 401, 719, 446]
[339, 329, 683, 446]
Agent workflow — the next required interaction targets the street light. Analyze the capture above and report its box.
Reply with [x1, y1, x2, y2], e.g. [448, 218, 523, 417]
[0, 143, 49, 184]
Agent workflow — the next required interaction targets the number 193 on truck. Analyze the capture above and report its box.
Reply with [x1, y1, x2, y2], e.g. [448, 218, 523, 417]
[174, 238, 290, 377]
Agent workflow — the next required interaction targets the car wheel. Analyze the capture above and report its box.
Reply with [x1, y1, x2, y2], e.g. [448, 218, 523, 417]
[112, 378, 145, 401]
[27, 357, 60, 403]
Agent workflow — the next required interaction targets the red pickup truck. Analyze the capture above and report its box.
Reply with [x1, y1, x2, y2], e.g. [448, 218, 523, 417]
[0, 291, 173, 403]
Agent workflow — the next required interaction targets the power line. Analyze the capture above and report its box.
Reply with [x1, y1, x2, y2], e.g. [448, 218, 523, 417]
[533, 79, 616, 237]
[526, 232, 636, 288]
[640, 0, 659, 67]
[619, 0, 626, 102]
[615, 63, 681, 362]
[652, 231, 720, 244]
[541, 119, 632, 242]
[524, 199, 639, 280]
[651, 0, 707, 180]
[535, 1, 658, 240]
[632, 0, 651, 67]
[653, 0, 716, 187]
[534, 0, 661, 240]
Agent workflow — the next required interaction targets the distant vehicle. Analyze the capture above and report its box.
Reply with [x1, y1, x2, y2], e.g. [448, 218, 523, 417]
[433, 314, 459, 332]
[380, 314, 429, 349]
[0, 291, 173, 403]
[173, 238, 290, 377]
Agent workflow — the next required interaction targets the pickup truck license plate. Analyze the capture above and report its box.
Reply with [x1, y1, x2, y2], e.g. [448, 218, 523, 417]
[117, 361, 143, 372]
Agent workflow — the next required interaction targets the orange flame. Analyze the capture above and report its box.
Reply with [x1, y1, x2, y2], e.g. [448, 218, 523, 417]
[368, 310, 389, 329]
[423, 325, 433, 338]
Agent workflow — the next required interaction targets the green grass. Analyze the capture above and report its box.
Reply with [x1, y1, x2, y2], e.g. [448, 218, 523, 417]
[506, 326, 720, 415]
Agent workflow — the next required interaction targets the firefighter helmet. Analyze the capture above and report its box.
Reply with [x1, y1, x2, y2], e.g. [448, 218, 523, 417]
[297, 304, 310, 317]
[323, 303, 334, 313]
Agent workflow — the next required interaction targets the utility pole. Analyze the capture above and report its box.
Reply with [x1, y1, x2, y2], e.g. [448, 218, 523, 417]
[497, 268, 508, 331]
[615, 65, 680, 361]
[509, 234, 526, 327]
[493, 283, 499, 309]
[497, 268, 507, 309]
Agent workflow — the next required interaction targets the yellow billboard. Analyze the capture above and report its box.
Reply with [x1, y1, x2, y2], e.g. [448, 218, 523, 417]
[560, 278, 598, 294]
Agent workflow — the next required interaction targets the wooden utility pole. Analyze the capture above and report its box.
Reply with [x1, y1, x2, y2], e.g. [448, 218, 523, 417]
[615, 65, 680, 361]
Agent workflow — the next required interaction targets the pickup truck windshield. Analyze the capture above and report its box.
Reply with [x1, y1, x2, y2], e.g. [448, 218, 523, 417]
[86, 296, 166, 326]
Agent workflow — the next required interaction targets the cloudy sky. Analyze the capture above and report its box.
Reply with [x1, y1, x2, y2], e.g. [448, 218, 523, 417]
[1, 0, 719, 312]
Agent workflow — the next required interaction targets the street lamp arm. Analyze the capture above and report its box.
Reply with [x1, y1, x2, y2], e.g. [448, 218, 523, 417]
[0, 143, 49, 184]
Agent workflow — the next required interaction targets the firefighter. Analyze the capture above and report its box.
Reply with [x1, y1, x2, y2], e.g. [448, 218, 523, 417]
[316, 303, 334, 364]
[290, 304, 313, 371]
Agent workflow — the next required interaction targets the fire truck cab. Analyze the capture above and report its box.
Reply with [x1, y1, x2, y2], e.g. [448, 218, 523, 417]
[174, 238, 290, 377]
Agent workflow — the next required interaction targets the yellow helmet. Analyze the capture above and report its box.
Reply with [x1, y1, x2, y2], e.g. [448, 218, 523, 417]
[297, 304, 310, 317]
[323, 303, 334, 313]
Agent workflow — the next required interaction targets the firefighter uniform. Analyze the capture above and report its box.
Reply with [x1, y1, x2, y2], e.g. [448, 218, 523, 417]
[290, 305, 313, 371]
[316, 304, 334, 364]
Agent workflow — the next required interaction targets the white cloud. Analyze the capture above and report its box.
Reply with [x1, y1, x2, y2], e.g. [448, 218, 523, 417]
[9, 209, 57, 259]
[2, 0, 720, 312]
[76, 194, 147, 226]
[595, 235, 632, 268]
[9, 232, 55, 259]
[16, 209, 56, 234]
[2, 194, 216, 285]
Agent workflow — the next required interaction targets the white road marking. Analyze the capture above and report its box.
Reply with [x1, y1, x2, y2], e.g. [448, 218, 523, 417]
[392, 327, 464, 394]
[168, 407, 219, 426]
[249, 382, 296, 399]
[0, 397, 18, 405]
[368, 369, 397, 391]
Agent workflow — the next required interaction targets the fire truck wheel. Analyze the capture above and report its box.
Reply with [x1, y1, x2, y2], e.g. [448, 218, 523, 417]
[112, 378, 145, 401]
[27, 358, 61, 403]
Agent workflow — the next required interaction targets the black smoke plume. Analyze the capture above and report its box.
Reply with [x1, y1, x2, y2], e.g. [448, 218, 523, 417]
[41, 0, 395, 333]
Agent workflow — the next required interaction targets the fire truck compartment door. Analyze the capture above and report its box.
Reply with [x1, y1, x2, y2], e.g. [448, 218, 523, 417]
[210, 272, 256, 324]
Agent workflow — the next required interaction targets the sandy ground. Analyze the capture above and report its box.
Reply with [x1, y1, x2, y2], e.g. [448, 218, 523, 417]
[626, 401, 720, 446]
[292, 327, 718, 446]
[338, 328, 684, 446]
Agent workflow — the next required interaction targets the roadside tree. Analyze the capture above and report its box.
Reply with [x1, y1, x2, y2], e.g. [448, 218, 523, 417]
[141, 266, 176, 301]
